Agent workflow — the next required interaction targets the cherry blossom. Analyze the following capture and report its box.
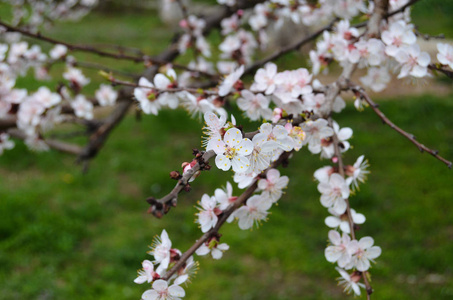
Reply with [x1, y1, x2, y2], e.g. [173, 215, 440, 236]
[437, 43, 453, 69]
[149, 230, 172, 271]
[301, 119, 334, 154]
[317, 173, 350, 214]
[345, 155, 370, 191]
[325, 208, 366, 234]
[49, 44, 68, 60]
[0, 133, 15, 155]
[214, 181, 236, 211]
[336, 267, 365, 296]
[196, 241, 230, 259]
[71, 95, 93, 120]
[237, 90, 272, 121]
[359, 67, 391, 92]
[134, 77, 161, 115]
[381, 20, 416, 57]
[350, 236, 382, 271]
[258, 123, 294, 152]
[284, 123, 306, 151]
[134, 260, 160, 284]
[141, 279, 185, 300]
[257, 169, 289, 203]
[325, 230, 358, 268]
[235, 194, 272, 230]
[95, 84, 117, 106]
[218, 65, 244, 97]
[211, 127, 253, 172]
[250, 62, 278, 95]
[196, 194, 220, 233]
[395, 44, 431, 78]
[63, 67, 90, 88]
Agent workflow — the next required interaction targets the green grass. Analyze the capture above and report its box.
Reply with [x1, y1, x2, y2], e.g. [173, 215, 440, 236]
[1, 2, 453, 299]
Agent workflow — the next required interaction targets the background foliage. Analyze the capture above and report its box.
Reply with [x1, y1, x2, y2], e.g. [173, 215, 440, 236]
[0, 1, 452, 299]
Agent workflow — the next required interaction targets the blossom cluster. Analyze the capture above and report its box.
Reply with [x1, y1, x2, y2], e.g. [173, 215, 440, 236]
[0, 38, 118, 152]
[134, 230, 196, 300]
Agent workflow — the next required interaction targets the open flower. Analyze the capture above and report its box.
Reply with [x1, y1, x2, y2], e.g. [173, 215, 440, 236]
[211, 127, 253, 173]
[134, 260, 160, 284]
[317, 173, 350, 214]
[235, 194, 272, 230]
[325, 230, 357, 268]
[141, 279, 185, 300]
[148, 230, 172, 271]
[351, 236, 382, 272]
[257, 168, 289, 203]
[196, 194, 220, 233]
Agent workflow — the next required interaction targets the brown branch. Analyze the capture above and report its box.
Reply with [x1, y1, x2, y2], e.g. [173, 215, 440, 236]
[8, 128, 83, 155]
[428, 64, 453, 79]
[0, 20, 216, 78]
[351, 85, 452, 169]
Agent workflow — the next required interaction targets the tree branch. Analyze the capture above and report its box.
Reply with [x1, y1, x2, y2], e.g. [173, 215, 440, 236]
[351, 85, 452, 169]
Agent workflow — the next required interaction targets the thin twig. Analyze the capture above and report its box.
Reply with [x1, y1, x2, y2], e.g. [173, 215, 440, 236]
[351, 85, 452, 169]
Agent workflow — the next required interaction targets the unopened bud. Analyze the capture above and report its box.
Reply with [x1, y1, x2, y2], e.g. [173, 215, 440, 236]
[184, 184, 191, 192]
[170, 171, 181, 180]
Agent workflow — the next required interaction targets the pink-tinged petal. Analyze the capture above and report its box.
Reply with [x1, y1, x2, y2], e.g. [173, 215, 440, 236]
[320, 194, 334, 208]
[224, 128, 243, 147]
[259, 123, 273, 135]
[325, 216, 341, 228]
[318, 182, 331, 195]
[359, 236, 374, 249]
[134, 275, 147, 284]
[418, 52, 431, 66]
[351, 282, 362, 296]
[211, 248, 223, 259]
[351, 210, 366, 224]
[195, 244, 210, 256]
[142, 289, 159, 300]
[240, 89, 255, 100]
[266, 169, 280, 183]
[215, 154, 231, 171]
[161, 230, 171, 248]
[169, 285, 186, 297]
[217, 243, 230, 251]
[152, 279, 168, 292]
[398, 64, 411, 79]
[411, 65, 427, 78]
[260, 141, 279, 153]
[328, 230, 342, 245]
[338, 127, 353, 141]
[173, 275, 188, 286]
[257, 179, 268, 190]
[339, 222, 351, 234]
[138, 77, 154, 88]
[236, 138, 254, 156]
[330, 173, 345, 186]
[275, 176, 289, 189]
[231, 155, 250, 173]
[333, 198, 347, 214]
[273, 125, 288, 139]
[325, 246, 342, 262]
[366, 246, 382, 259]
[277, 136, 295, 151]
[211, 138, 226, 155]
[153, 74, 171, 89]
[355, 258, 370, 272]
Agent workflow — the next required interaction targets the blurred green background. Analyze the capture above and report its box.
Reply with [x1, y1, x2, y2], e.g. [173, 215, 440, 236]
[1, 1, 453, 299]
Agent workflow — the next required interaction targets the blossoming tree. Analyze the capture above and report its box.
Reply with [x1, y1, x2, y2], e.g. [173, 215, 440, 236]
[0, 0, 452, 299]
